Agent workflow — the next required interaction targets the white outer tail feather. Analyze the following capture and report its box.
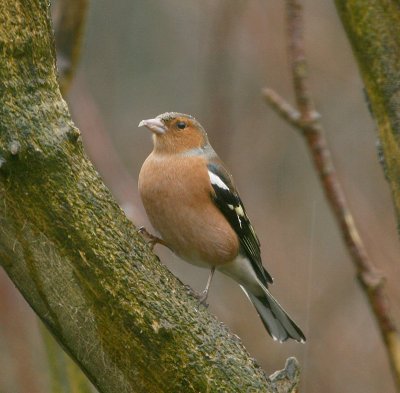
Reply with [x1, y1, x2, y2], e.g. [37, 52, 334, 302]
[240, 285, 305, 343]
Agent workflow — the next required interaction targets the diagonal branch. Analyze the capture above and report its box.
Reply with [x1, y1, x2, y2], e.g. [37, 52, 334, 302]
[0, 1, 300, 392]
[263, 0, 400, 390]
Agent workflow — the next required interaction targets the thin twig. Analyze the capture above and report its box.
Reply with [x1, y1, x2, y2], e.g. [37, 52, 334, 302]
[286, 0, 316, 123]
[262, 88, 301, 128]
[263, 0, 400, 389]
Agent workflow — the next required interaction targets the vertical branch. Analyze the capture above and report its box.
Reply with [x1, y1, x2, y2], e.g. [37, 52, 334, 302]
[286, 0, 314, 121]
[263, 0, 400, 390]
[334, 0, 400, 228]
[53, 0, 89, 95]
[53, 0, 143, 222]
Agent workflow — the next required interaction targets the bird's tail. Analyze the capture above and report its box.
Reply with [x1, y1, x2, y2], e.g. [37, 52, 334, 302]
[241, 286, 305, 343]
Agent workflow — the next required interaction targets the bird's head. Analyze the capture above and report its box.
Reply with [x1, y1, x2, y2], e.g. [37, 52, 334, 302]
[138, 112, 209, 154]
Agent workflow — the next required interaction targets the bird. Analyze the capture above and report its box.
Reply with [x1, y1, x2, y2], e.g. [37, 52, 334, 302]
[138, 112, 305, 343]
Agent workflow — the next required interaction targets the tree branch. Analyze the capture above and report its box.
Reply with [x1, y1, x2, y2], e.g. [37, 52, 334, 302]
[334, 0, 400, 228]
[40, 4, 97, 391]
[263, 0, 400, 390]
[0, 1, 299, 392]
[334, 0, 400, 389]
[53, 0, 89, 95]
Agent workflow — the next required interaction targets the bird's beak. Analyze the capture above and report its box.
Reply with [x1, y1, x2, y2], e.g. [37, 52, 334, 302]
[138, 118, 167, 134]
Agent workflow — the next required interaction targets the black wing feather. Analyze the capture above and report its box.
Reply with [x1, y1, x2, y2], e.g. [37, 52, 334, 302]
[207, 163, 273, 285]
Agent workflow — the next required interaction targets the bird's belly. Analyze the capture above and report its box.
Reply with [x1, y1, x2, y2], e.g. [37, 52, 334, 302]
[218, 254, 264, 295]
[139, 160, 239, 267]
[148, 199, 238, 267]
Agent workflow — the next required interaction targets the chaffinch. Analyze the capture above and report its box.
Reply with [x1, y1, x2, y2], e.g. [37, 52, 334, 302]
[138, 112, 305, 343]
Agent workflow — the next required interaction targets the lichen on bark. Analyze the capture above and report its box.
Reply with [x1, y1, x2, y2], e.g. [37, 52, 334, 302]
[335, 1, 400, 390]
[335, 0, 400, 229]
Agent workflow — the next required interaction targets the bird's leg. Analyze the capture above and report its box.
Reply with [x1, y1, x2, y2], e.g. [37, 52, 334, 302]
[138, 226, 170, 251]
[197, 266, 216, 306]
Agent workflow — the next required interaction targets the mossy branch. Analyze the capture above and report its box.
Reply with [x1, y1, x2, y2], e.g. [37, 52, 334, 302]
[334, 0, 400, 390]
[334, 0, 400, 228]
[0, 1, 299, 392]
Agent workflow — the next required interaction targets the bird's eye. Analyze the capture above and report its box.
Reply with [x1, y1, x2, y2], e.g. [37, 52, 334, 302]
[177, 121, 186, 130]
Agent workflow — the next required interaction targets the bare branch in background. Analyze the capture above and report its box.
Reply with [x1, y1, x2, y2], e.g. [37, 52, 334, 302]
[53, 0, 143, 222]
[53, 0, 89, 95]
[263, 0, 400, 390]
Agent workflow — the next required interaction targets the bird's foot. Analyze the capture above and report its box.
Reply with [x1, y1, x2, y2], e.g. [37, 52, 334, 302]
[138, 226, 170, 251]
[194, 289, 210, 307]
[194, 266, 215, 307]
[183, 285, 208, 306]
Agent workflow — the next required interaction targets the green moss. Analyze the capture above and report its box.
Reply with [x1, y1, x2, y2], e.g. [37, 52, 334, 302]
[335, 0, 400, 228]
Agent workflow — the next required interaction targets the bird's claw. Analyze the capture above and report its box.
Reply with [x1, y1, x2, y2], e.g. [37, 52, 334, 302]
[138, 226, 168, 251]
[195, 289, 210, 307]
[184, 284, 210, 307]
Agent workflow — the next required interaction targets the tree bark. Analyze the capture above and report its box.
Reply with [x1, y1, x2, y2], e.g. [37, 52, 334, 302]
[0, 1, 299, 392]
[334, 1, 400, 390]
[335, 0, 400, 228]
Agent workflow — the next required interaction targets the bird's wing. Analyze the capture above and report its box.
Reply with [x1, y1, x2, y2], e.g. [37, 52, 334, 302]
[207, 161, 273, 285]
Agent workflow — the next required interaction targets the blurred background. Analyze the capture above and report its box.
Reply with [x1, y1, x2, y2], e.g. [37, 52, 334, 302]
[1, 1, 399, 392]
